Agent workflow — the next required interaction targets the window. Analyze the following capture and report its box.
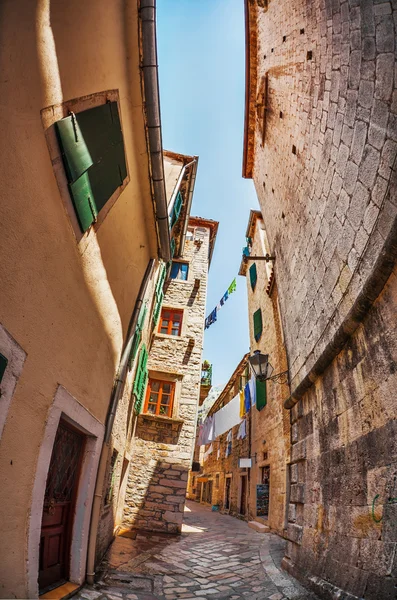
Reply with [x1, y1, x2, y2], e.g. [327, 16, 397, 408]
[144, 379, 175, 417]
[55, 102, 127, 233]
[159, 309, 183, 336]
[105, 450, 118, 506]
[170, 191, 183, 228]
[249, 263, 257, 291]
[253, 308, 263, 342]
[170, 262, 189, 281]
[0, 354, 8, 385]
[186, 227, 194, 241]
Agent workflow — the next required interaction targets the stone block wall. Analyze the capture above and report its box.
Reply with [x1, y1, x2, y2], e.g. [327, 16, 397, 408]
[123, 223, 212, 533]
[282, 264, 397, 599]
[251, 0, 397, 390]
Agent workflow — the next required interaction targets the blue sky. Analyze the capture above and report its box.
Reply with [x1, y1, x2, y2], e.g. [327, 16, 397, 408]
[157, 0, 259, 387]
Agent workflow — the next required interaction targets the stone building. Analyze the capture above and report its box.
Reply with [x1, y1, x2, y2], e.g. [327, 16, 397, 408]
[243, 0, 397, 598]
[239, 210, 290, 535]
[94, 151, 200, 561]
[187, 356, 250, 514]
[122, 216, 219, 534]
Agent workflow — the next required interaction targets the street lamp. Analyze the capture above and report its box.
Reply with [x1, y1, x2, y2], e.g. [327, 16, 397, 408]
[248, 350, 289, 384]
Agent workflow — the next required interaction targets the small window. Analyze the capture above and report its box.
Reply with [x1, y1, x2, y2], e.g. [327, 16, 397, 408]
[144, 379, 175, 417]
[159, 309, 183, 336]
[253, 308, 263, 342]
[186, 227, 195, 241]
[55, 102, 127, 233]
[215, 474, 220, 489]
[170, 262, 189, 281]
[105, 450, 118, 506]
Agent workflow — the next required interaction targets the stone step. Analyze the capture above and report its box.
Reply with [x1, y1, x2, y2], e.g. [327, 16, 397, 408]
[248, 521, 270, 533]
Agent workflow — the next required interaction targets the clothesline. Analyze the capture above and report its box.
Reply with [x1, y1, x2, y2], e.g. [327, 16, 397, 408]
[204, 278, 237, 329]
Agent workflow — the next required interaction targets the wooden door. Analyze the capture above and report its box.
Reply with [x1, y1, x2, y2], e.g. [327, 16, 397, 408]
[240, 475, 247, 515]
[225, 477, 231, 510]
[39, 421, 84, 592]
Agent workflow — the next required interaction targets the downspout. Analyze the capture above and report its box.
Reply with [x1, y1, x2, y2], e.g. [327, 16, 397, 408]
[86, 258, 155, 584]
[140, 0, 171, 262]
[178, 158, 198, 257]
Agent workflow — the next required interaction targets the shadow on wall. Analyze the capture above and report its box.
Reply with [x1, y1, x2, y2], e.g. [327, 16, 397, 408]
[122, 451, 190, 535]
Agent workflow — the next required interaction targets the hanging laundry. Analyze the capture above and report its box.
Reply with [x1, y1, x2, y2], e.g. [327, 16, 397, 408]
[244, 383, 251, 413]
[237, 419, 247, 440]
[203, 444, 213, 462]
[213, 393, 241, 438]
[239, 390, 245, 418]
[225, 430, 232, 457]
[200, 414, 215, 446]
[249, 376, 256, 407]
[228, 278, 237, 295]
[204, 307, 217, 330]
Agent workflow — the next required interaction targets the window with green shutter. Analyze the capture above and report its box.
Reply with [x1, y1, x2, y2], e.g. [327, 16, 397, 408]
[249, 263, 257, 291]
[56, 102, 127, 233]
[253, 308, 263, 342]
[170, 191, 183, 228]
[133, 344, 149, 414]
[128, 303, 148, 368]
[152, 263, 167, 327]
[256, 380, 267, 411]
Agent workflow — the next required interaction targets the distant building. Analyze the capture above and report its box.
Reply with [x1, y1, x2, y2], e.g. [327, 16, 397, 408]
[243, 0, 397, 598]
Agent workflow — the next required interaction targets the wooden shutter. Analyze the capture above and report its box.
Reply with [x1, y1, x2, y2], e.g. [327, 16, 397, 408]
[249, 263, 257, 291]
[170, 191, 183, 228]
[256, 380, 267, 411]
[133, 344, 149, 413]
[128, 304, 148, 367]
[153, 264, 167, 326]
[170, 237, 176, 257]
[56, 102, 127, 232]
[253, 308, 263, 342]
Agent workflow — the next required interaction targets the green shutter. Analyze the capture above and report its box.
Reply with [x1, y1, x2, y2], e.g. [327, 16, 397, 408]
[256, 380, 267, 411]
[249, 263, 257, 291]
[0, 353, 8, 384]
[56, 102, 127, 232]
[153, 264, 167, 326]
[133, 344, 149, 413]
[170, 237, 176, 257]
[128, 304, 148, 368]
[170, 191, 183, 228]
[253, 308, 263, 342]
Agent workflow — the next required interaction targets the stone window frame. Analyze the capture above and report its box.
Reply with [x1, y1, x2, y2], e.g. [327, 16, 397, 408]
[169, 258, 192, 284]
[41, 89, 130, 252]
[0, 323, 27, 440]
[144, 369, 183, 421]
[143, 378, 176, 418]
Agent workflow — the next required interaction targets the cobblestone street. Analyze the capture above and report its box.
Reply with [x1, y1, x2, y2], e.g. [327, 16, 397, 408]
[76, 501, 317, 600]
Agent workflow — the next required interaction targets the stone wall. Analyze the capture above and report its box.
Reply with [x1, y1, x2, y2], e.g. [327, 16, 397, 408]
[250, 0, 397, 391]
[123, 223, 212, 533]
[282, 264, 397, 599]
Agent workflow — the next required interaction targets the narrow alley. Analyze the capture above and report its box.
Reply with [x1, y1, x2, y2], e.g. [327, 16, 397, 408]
[74, 502, 317, 600]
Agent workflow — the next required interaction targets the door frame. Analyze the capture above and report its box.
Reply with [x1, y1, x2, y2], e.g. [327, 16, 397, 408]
[28, 385, 104, 598]
[239, 473, 248, 516]
[224, 474, 232, 512]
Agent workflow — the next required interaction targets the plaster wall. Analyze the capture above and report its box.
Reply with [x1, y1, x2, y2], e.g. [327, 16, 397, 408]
[0, 1, 158, 596]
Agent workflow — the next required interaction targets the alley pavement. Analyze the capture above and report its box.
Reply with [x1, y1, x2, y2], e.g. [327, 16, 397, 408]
[75, 501, 318, 600]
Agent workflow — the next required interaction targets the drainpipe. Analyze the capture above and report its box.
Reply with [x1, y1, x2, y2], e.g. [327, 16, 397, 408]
[178, 158, 198, 257]
[86, 258, 156, 584]
[140, 0, 171, 263]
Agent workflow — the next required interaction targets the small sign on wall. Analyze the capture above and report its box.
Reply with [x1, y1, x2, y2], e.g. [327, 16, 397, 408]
[238, 458, 252, 468]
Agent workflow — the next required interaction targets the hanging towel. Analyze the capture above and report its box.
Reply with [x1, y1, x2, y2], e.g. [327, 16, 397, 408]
[237, 419, 247, 440]
[213, 393, 241, 438]
[201, 414, 215, 445]
[244, 383, 251, 413]
[239, 390, 245, 418]
[249, 376, 256, 407]
[228, 278, 237, 295]
[203, 444, 213, 462]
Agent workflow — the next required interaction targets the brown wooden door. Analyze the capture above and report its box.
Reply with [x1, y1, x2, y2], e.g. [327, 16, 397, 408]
[39, 421, 84, 592]
[225, 477, 231, 510]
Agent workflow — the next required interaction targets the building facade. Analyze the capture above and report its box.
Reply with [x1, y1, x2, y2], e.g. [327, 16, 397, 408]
[122, 217, 218, 534]
[244, 0, 397, 598]
[0, 1, 175, 597]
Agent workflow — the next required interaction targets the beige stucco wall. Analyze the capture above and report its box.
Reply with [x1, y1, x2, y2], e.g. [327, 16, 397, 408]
[0, 1, 159, 597]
